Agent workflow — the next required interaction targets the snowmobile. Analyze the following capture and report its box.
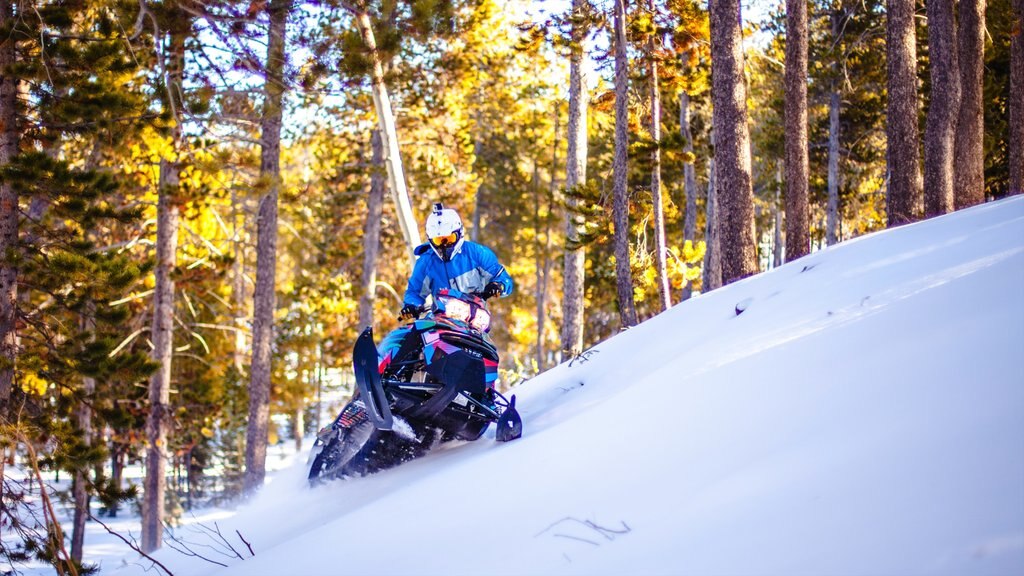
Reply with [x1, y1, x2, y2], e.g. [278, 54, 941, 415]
[308, 288, 523, 484]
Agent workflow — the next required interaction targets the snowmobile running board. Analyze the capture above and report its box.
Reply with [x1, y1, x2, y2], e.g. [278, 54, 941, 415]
[353, 327, 394, 431]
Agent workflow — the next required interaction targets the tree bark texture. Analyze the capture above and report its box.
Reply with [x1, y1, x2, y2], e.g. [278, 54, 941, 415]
[709, 0, 759, 284]
[886, 0, 923, 225]
[785, 0, 811, 259]
[354, 10, 421, 261]
[680, 90, 698, 301]
[613, 0, 638, 328]
[923, 0, 960, 218]
[703, 146, 722, 291]
[0, 1, 18, 416]
[359, 130, 385, 329]
[954, 0, 986, 208]
[535, 113, 558, 370]
[648, 18, 671, 312]
[1009, 0, 1023, 196]
[244, 0, 288, 495]
[143, 158, 180, 553]
[142, 20, 187, 552]
[827, 8, 842, 246]
[560, 0, 589, 357]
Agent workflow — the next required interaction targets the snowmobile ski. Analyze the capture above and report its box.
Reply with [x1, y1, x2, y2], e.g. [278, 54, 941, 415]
[495, 394, 522, 442]
[353, 327, 394, 431]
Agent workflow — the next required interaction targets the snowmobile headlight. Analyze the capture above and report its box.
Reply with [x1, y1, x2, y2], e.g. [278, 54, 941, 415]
[470, 308, 491, 332]
[442, 297, 472, 324]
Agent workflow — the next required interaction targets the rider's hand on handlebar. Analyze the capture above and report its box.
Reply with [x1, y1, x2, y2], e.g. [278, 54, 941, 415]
[399, 304, 423, 321]
[482, 281, 504, 300]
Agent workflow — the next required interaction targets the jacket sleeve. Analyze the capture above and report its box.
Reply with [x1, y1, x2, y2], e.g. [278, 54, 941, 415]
[477, 244, 514, 298]
[403, 253, 432, 306]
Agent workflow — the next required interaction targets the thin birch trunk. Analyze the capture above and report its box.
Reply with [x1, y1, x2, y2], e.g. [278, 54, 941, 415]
[244, 0, 288, 495]
[954, 0, 986, 209]
[886, 0, 922, 225]
[774, 167, 784, 267]
[923, 0, 960, 218]
[560, 0, 589, 357]
[709, 0, 758, 284]
[613, 0, 638, 328]
[353, 10, 421, 261]
[359, 130, 385, 328]
[647, 4, 670, 312]
[826, 8, 842, 246]
[785, 0, 810, 259]
[680, 90, 698, 301]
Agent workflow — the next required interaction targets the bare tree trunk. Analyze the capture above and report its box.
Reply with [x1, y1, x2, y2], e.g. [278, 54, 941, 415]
[353, 10, 421, 260]
[680, 90, 698, 301]
[709, 0, 758, 284]
[827, 8, 842, 246]
[71, 370, 95, 562]
[647, 4, 671, 312]
[359, 130, 385, 329]
[294, 404, 304, 452]
[613, 0, 638, 328]
[231, 188, 247, 373]
[774, 166, 784, 267]
[536, 113, 559, 371]
[245, 0, 289, 495]
[954, 0, 985, 208]
[886, 0, 923, 225]
[142, 19, 187, 551]
[0, 1, 18, 418]
[785, 0, 810, 259]
[924, 0, 960, 218]
[560, 0, 589, 358]
[703, 142, 722, 292]
[1008, 0, 1023, 196]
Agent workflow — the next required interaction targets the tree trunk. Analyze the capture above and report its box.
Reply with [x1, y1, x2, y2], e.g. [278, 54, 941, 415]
[142, 19, 187, 552]
[680, 90, 698, 301]
[709, 0, 759, 284]
[1007, 0, 1023, 196]
[923, 0, 960, 218]
[244, 0, 288, 495]
[703, 142, 722, 292]
[886, 0, 922, 225]
[954, 0, 985, 208]
[785, 0, 811, 259]
[0, 1, 19, 418]
[826, 8, 842, 246]
[648, 5, 671, 312]
[613, 0, 638, 328]
[536, 113, 558, 371]
[359, 130, 385, 329]
[231, 188, 248, 373]
[560, 0, 589, 358]
[354, 9, 421, 260]
[774, 166, 784, 267]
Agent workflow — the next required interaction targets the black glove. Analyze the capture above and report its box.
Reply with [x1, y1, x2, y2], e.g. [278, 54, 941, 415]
[482, 281, 504, 300]
[399, 304, 423, 321]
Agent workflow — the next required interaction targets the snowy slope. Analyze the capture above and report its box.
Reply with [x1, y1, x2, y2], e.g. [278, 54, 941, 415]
[102, 196, 1023, 576]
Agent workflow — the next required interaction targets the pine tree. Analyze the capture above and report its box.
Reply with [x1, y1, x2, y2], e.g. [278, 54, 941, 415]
[613, 0, 639, 327]
[923, 0, 960, 217]
[709, 0, 758, 283]
[886, 0, 922, 225]
[785, 0, 811, 258]
[954, 0, 986, 208]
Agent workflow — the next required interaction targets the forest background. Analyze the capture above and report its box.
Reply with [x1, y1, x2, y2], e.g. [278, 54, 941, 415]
[0, 0, 1019, 572]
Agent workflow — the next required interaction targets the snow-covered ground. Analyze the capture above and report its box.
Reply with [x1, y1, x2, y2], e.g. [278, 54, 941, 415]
[24, 196, 1024, 575]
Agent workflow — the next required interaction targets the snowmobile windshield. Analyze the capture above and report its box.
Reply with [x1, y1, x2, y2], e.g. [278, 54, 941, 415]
[435, 289, 491, 333]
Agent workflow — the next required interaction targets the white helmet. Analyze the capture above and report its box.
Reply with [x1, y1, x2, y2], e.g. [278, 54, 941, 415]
[425, 202, 465, 262]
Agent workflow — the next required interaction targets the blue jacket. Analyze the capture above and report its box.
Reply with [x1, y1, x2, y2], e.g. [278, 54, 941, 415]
[403, 241, 514, 307]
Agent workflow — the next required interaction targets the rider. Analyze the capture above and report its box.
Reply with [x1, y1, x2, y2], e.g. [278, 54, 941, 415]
[400, 203, 514, 320]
